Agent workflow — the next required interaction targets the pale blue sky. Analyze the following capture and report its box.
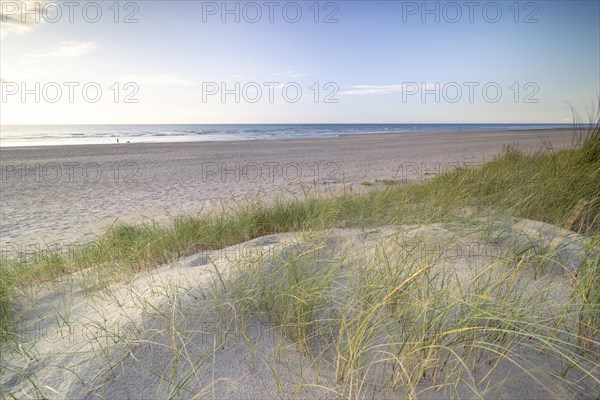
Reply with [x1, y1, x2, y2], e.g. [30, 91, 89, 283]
[1, 0, 599, 123]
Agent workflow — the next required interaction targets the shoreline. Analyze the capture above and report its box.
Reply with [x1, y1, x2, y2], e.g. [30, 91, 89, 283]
[0, 128, 582, 249]
[0, 126, 579, 149]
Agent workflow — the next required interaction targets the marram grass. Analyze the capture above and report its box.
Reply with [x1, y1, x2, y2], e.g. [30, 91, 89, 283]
[0, 122, 599, 340]
[208, 230, 598, 398]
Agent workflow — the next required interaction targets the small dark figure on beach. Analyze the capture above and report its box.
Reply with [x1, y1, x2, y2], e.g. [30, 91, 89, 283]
[117, 138, 119, 143]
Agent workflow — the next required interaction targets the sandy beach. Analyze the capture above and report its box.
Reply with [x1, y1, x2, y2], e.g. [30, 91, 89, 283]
[2, 129, 598, 399]
[3, 2, 598, 396]
[0, 129, 579, 251]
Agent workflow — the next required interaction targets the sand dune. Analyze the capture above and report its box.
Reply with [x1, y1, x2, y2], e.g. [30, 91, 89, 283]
[2, 218, 597, 399]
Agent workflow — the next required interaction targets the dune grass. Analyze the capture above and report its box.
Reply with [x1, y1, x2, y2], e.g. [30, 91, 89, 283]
[207, 227, 599, 398]
[2, 220, 598, 398]
[1, 120, 599, 398]
[1, 121, 599, 341]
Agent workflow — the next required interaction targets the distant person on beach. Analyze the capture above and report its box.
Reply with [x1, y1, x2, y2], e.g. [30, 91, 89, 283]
[117, 138, 119, 143]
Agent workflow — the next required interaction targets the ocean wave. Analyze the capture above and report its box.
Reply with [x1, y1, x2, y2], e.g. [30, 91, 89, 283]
[0, 124, 575, 147]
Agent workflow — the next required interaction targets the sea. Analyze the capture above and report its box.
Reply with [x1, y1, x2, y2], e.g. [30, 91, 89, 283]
[0, 124, 574, 147]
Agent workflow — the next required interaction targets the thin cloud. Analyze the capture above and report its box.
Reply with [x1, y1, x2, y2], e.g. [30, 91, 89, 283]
[0, 0, 49, 38]
[272, 70, 309, 78]
[114, 74, 195, 86]
[340, 83, 437, 95]
[23, 41, 97, 62]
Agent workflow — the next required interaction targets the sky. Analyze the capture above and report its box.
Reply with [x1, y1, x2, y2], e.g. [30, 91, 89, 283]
[0, 0, 599, 124]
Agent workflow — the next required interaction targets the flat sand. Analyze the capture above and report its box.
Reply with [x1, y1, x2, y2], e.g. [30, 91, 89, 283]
[0, 129, 580, 251]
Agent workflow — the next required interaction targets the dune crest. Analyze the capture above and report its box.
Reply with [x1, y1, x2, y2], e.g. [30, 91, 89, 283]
[2, 218, 598, 399]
